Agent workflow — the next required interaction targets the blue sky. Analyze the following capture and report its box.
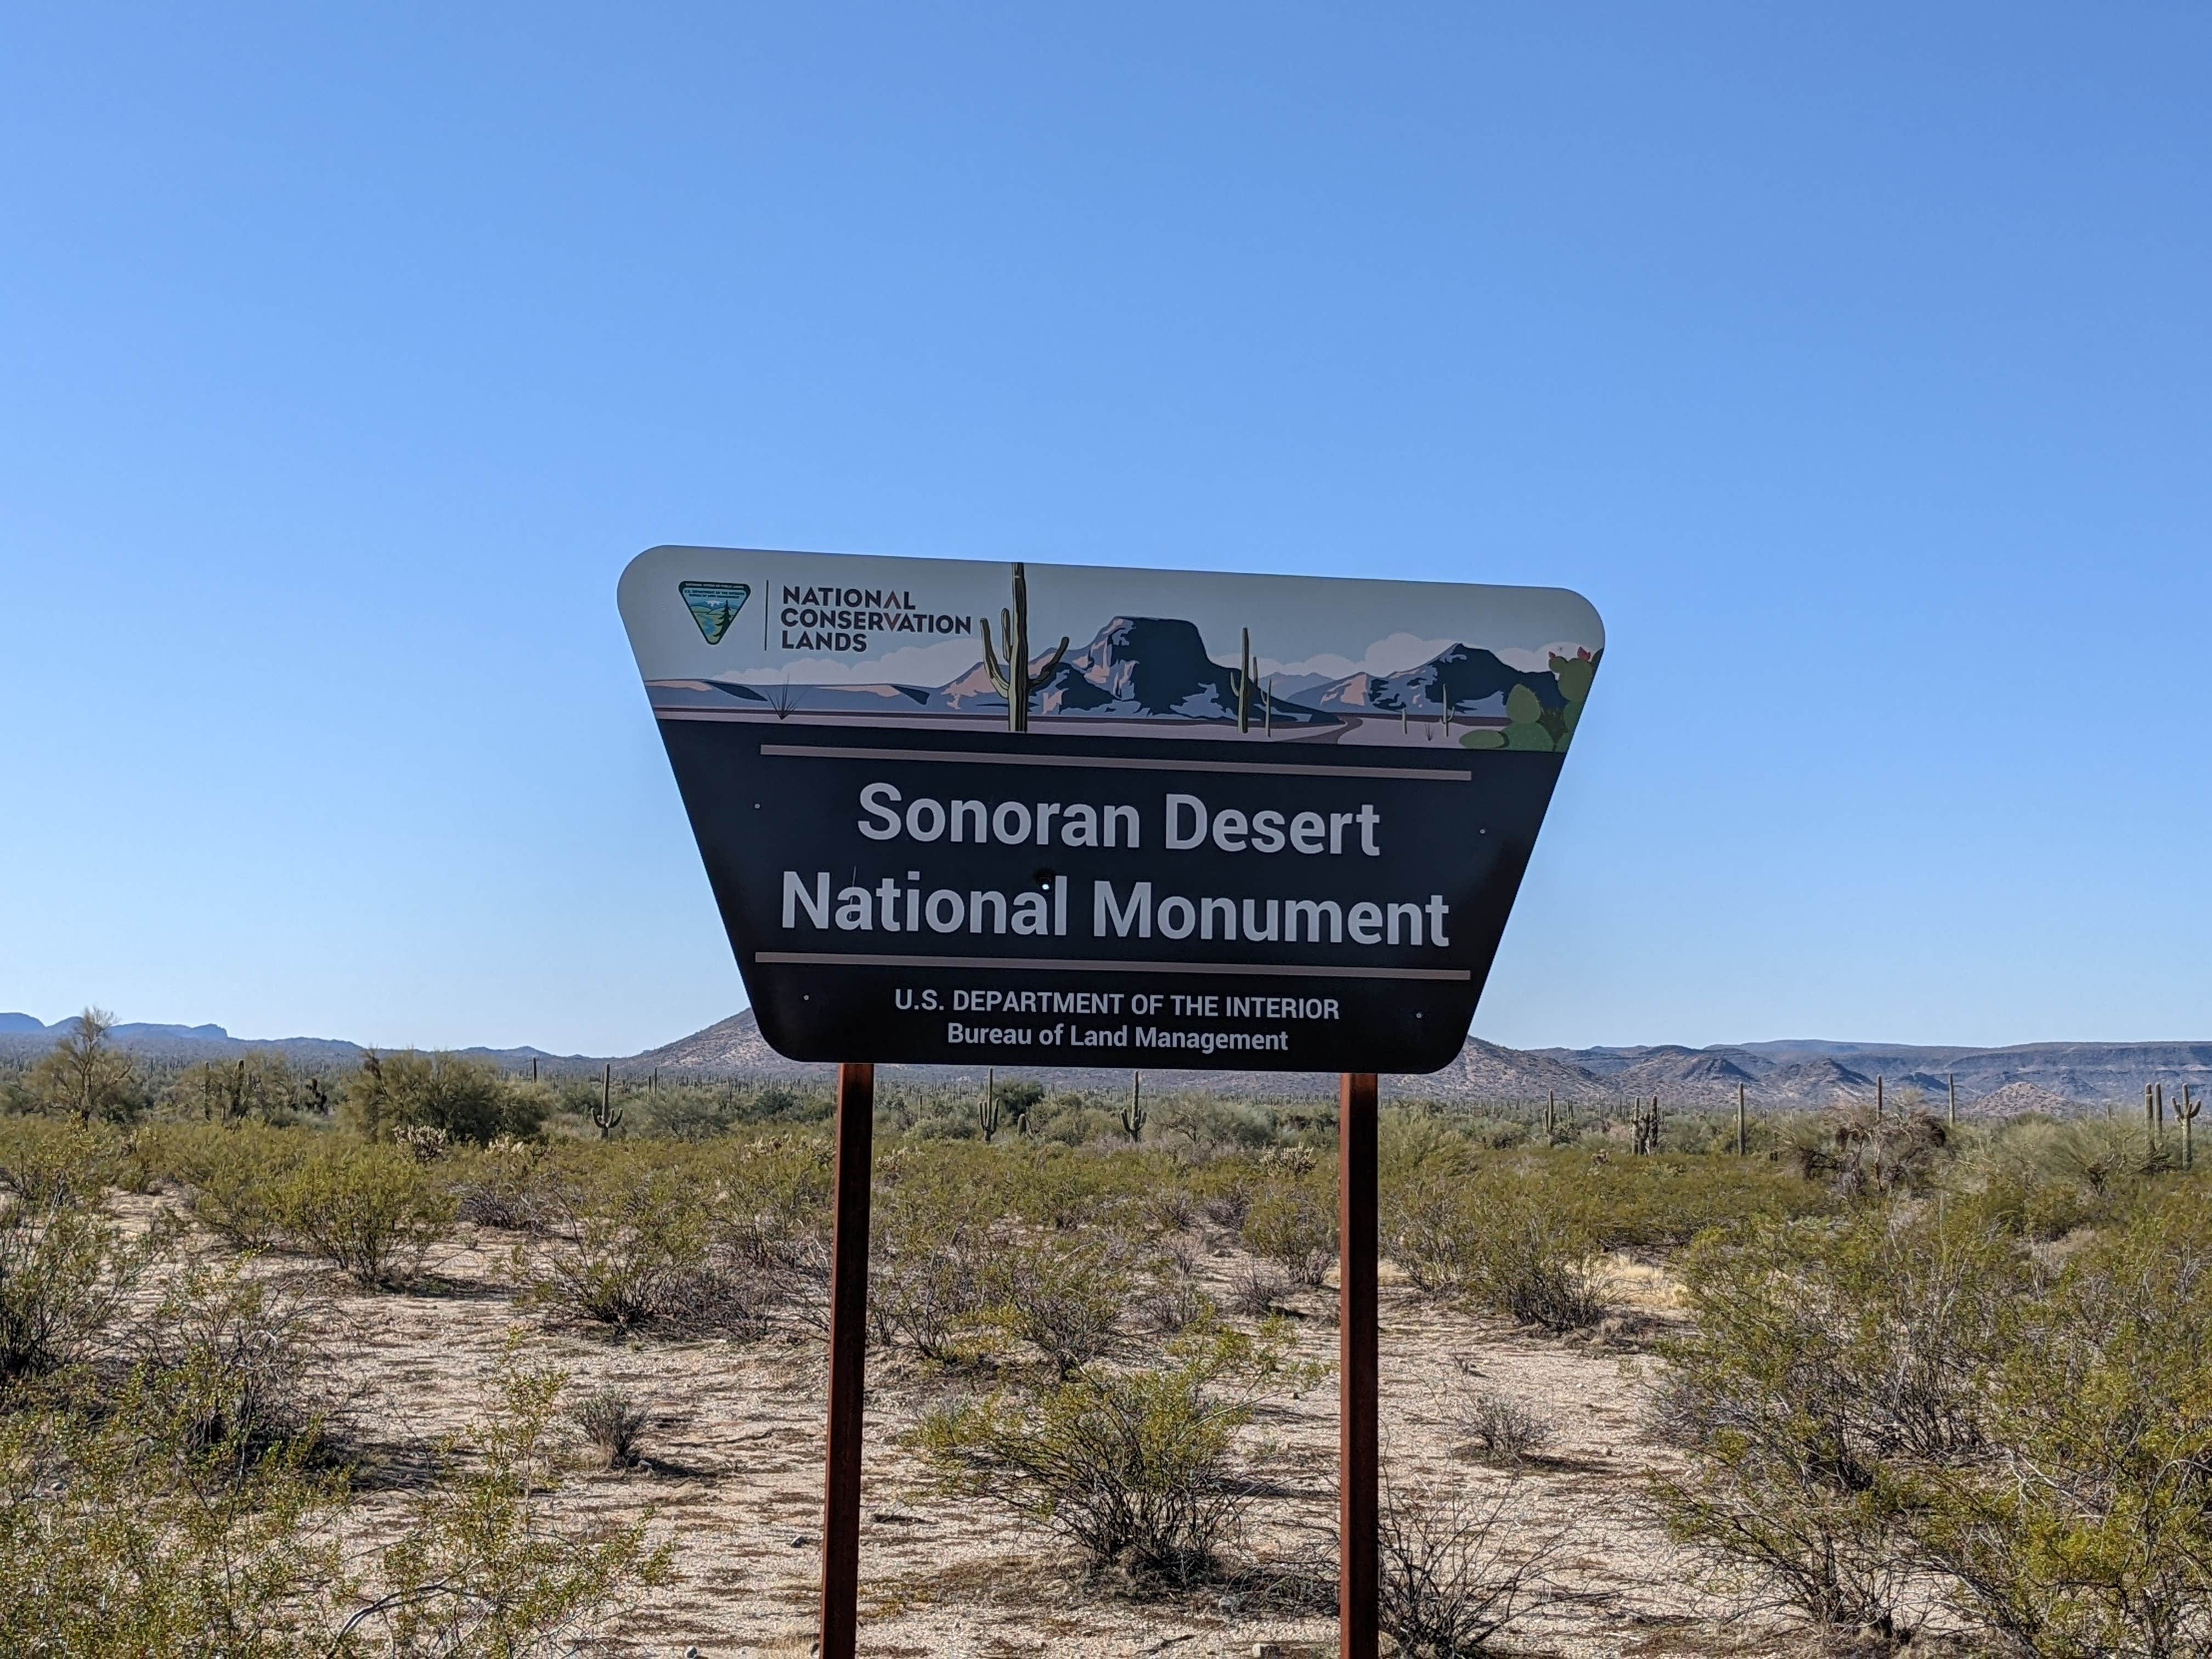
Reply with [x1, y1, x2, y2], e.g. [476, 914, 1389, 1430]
[2, 4, 2206, 1056]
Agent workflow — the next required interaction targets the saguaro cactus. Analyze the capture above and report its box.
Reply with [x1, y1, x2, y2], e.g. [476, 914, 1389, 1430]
[979, 562, 1068, 734]
[1122, 1071, 1147, 1143]
[978, 1071, 1002, 1143]
[592, 1063, 623, 1140]
[2176, 1085, 2201, 1171]
[1633, 1096, 1662, 1155]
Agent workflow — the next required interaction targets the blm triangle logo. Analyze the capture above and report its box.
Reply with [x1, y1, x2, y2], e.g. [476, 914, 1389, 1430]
[679, 580, 751, 645]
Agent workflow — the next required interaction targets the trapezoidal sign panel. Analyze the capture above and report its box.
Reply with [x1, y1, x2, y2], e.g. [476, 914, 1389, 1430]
[619, 546, 1602, 1074]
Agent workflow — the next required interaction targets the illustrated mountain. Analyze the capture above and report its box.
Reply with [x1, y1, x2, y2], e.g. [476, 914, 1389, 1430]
[670, 617, 1586, 739]
[954, 617, 1329, 725]
[1305, 641, 1567, 718]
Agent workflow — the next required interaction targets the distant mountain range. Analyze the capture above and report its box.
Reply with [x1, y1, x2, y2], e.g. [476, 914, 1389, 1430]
[626, 1015, 2210, 1113]
[7, 1009, 2203, 1113]
[0, 1015, 578, 1070]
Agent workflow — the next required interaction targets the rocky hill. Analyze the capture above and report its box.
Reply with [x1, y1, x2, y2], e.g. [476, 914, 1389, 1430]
[634, 1012, 2212, 1113]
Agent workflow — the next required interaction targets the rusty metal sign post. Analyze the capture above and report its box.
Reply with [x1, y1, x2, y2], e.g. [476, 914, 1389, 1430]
[618, 545, 1602, 1659]
[818, 1063, 874, 1659]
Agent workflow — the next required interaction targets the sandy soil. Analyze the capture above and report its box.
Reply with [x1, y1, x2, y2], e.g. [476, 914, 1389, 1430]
[119, 1197, 1807, 1658]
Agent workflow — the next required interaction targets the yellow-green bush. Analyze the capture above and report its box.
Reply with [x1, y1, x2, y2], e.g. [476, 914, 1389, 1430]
[338, 1049, 543, 1146]
[1239, 1176, 1336, 1287]
[275, 1146, 456, 1289]
[0, 1333, 672, 1656]
[914, 1317, 1301, 1588]
[156, 1123, 322, 1251]
[1654, 1186, 2212, 1649]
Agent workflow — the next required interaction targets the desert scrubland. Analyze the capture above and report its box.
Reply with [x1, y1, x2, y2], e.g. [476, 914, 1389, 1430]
[4, 1021, 2210, 1656]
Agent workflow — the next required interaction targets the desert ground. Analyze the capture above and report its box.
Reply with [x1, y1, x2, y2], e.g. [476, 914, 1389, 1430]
[108, 1189, 1791, 1658]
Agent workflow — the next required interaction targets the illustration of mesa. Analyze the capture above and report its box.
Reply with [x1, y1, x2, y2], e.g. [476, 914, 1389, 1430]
[619, 546, 1603, 1073]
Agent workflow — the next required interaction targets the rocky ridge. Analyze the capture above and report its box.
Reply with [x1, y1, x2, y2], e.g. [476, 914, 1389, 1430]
[8, 1010, 2205, 1113]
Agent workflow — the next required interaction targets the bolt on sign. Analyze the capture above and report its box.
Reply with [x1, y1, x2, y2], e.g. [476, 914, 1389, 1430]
[619, 547, 1602, 1074]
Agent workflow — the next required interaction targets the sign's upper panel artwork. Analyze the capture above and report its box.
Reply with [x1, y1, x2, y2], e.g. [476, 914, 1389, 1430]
[622, 547, 1604, 753]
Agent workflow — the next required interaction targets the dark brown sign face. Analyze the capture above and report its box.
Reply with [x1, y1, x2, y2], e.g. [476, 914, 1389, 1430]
[621, 546, 1602, 1074]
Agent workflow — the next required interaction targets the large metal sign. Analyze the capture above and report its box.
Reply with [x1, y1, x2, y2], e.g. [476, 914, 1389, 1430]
[619, 546, 1602, 1074]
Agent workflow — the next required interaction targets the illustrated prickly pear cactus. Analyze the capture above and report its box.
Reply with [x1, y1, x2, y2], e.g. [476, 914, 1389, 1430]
[1461, 647, 1602, 753]
[979, 562, 1069, 735]
[1550, 649, 1596, 738]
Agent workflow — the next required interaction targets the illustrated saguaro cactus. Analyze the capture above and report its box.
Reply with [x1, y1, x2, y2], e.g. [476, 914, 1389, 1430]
[1122, 1071, 1147, 1143]
[979, 562, 1068, 734]
[592, 1063, 623, 1141]
[1238, 629, 1252, 734]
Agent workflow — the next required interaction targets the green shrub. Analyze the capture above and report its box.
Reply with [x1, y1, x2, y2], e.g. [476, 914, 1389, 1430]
[0, 1181, 154, 1387]
[276, 1146, 456, 1289]
[450, 1136, 555, 1231]
[1777, 1105, 1950, 1199]
[523, 1160, 719, 1331]
[991, 1232, 1135, 1376]
[1377, 1473, 1553, 1656]
[20, 1010, 143, 1125]
[340, 1050, 542, 1146]
[1240, 1178, 1336, 1287]
[708, 1132, 834, 1267]
[1549, 1150, 1837, 1249]
[1385, 1172, 1606, 1331]
[915, 1318, 1297, 1588]
[1381, 1171, 1475, 1297]
[574, 1385, 653, 1470]
[0, 1117, 126, 1208]
[1899, 1192, 2212, 1656]
[1654, 1208, 2025, 1634]
[368, 1342, 675, 1651]
[515, 1148, 777, 1337]
[0, 1331, 673, 1656]
[1458, 1182, 1607, 1331]
[162, 1123, 320, 1251]
[0, 1349, 349, 1654]
[130, 1257, 340, 1474]
[867, 1196, 994, 1363]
